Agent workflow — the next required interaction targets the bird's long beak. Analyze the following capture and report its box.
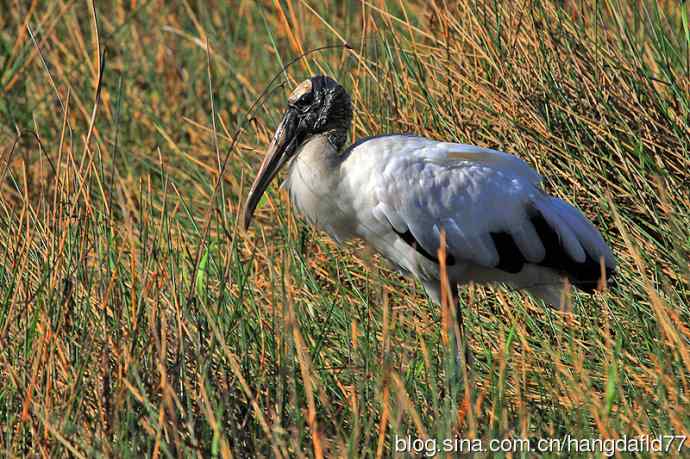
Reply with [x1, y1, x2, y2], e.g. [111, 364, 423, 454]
[242, 109, 301, 230]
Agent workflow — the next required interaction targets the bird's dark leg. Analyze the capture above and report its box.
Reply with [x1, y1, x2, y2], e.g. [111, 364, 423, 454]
[452, 284, 473, 371]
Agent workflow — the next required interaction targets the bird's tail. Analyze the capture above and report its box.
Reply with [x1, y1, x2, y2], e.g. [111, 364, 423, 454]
[529, 195, 616, 294]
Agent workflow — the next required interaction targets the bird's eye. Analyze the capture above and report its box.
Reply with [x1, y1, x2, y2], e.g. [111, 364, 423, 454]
[298, 92, 314, 106]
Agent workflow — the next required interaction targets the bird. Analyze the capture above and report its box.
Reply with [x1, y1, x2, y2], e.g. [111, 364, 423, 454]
[242, 75, 615, 309]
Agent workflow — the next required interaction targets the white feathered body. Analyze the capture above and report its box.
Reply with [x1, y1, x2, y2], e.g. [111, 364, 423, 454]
[285, 134, 615, 306]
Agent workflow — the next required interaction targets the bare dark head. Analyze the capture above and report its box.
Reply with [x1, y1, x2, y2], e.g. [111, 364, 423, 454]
[286, 75, 352, 146]
[242, 76, 352, 230]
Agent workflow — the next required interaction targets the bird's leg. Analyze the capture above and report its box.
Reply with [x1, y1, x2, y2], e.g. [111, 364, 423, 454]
[452, 285, 473, 372]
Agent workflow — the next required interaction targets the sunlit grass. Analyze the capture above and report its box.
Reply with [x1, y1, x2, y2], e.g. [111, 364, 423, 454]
[1, 0, 689, 457]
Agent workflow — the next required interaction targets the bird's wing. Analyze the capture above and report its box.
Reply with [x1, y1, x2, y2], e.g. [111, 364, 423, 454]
[347, 136, 615, 272]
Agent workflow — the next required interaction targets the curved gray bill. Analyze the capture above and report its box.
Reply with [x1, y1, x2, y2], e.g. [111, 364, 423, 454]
[242, 109, 300, 230]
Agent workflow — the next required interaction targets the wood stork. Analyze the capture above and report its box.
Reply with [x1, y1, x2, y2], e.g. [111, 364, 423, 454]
[243, 75, 615, 309]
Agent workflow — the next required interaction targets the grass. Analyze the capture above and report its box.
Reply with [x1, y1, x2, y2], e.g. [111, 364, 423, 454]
[1, 0, 689, 457]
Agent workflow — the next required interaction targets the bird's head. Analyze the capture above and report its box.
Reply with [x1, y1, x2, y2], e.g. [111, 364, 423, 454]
[242, 75, 351, 230]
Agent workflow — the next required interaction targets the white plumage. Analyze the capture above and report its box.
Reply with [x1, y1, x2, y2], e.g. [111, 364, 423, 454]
[243, 76, 616, 308]
[286, 134, 614, 306]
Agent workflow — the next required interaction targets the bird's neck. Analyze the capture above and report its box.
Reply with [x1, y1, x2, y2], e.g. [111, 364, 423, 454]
[324, 127, 348, 154]
[285, 133, 356, 240]
[290, 134, 342, 180]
